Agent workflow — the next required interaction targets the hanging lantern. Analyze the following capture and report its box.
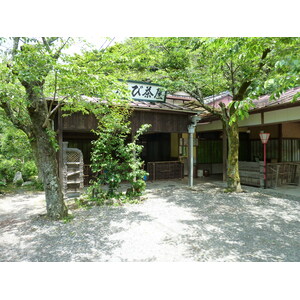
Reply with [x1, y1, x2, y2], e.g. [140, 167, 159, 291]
[259, 132, 270, 144]
[259, 132, 270, 189]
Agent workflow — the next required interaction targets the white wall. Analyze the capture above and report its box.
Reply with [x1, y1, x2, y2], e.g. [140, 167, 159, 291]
[196, 106, 300, 132]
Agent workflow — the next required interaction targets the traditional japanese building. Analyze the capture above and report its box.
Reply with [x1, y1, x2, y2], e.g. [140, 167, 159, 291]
[54, 82, 198, 193]
[195, 87, 300, 188]
[55, 81, 300, 194]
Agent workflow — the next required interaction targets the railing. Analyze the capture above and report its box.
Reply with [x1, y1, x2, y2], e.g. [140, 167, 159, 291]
[267, 162, 300, 188]
[239, 161, 264, 187]
[239, 161, 300, 188]
[147, 161, 184, 181]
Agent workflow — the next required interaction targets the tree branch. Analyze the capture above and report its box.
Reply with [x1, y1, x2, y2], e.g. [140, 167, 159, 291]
[42, 97, 67, 128]
[188, 89, 223, 118]
[53, 38, 70, 60]
[48, 71, 58, 115]
[0, 101, 33, 136]
[219, 102, 230, 124]
[12, 37, 20, 58]
[234, 48, 272, 100]
[42, 37, 51, 53]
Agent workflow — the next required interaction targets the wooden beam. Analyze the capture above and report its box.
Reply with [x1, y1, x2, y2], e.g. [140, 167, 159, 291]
[57, 108, 63, 189]
[278, 124, 282, 162]
[222, 125, 227, 182]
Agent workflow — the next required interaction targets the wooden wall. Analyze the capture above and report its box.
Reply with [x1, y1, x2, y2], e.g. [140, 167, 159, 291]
[131, 110, 190, 134]
[63, 112, 98, 132]
[282, 122, 300, 138]
[62, 110, 190, 134]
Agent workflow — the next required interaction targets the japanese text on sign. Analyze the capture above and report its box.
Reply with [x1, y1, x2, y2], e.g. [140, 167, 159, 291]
[128, 81, 166, 102]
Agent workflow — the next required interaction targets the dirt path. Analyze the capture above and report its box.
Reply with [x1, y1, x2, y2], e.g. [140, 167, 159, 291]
[0, 180, 299, 261]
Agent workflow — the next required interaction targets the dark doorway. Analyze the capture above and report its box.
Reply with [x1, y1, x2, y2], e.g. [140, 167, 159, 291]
[140, 133, 171, 163]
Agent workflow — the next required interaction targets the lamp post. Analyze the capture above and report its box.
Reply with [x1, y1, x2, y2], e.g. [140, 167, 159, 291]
[259, 132, 270, 189]
[188, 115, 201, 187]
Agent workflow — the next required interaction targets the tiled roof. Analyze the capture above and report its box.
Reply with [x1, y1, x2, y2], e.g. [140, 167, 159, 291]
[129, 100, 196, 113]
[203, 91, 232, 104]
[251, 86, 300, 110]
[82, 96, 196, 114]
[196, 86, 300, 121]
[166, 93, 196, 101]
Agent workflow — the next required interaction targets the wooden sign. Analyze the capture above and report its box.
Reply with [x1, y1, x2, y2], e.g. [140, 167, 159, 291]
[128, 81, 166, 102]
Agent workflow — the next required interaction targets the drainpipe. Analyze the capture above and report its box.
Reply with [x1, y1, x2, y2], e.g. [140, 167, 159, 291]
[188, 115, 201, 187]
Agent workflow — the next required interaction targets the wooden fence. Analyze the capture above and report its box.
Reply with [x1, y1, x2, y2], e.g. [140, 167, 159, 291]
[239, 161, 300, 188]
[266, 162, 300, 188]
[62, 142, 84, 197]
[147, 161, 184, 180]
[239, 161, 264, 187]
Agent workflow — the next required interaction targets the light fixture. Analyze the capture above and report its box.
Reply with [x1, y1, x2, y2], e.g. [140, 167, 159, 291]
[259, 132, 270, 189]
[259, 132, 270, 144]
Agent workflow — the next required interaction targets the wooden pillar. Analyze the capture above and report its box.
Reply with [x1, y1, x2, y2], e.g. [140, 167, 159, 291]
[188, 126, 194, 187]
[261, 112, 265, 125]
[222, 125, 227, 182]
[278, 124, 282, 162]
[57, 108, 64, 189]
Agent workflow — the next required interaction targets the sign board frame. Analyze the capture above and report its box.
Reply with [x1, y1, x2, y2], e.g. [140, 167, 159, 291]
[127, 80, 167, 103]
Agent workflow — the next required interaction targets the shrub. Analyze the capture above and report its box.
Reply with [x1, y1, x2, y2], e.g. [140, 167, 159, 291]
[0, 158, 38, 183]
[21, 161, 38, 181]
[89, 106, 150, 202]
[0, 158, 22, 182]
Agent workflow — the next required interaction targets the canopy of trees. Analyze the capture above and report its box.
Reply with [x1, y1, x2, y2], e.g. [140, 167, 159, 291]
[1, 37, 299, 212]
[0, 37, 131, 218]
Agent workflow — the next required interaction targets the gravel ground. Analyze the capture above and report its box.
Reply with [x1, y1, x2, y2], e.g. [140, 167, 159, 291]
[0, 179, 299, 262]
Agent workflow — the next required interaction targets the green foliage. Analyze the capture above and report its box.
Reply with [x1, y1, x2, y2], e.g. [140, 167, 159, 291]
[0, 109, 38, 183]
[62, 214, 74, 224]
[0, 115, 33, 161]
[89, 104, 150, 202]
[21, 161, 38, 181]
[0, 158, 38, 183]
[0, 157, 22, 182]
[1, 37, 135, 218]
[113, 37, 300, 192]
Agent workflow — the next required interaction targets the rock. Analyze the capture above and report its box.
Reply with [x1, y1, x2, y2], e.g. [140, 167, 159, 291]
[22, 181, 34, 187]
[0, 178, 7, 186]
[13, 171, 23, 186]
[104, 199, 113, 205]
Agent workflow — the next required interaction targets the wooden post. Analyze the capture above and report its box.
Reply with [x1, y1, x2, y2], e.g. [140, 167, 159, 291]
[263, 143, 267, 188]
[259, 161, 264, 188]
[278, 124, 282, 162]
[222, 125, 227, 182]
[57, 108, 64, 191]
[188, 125, 195, 187]
[261, 112, 265, 125]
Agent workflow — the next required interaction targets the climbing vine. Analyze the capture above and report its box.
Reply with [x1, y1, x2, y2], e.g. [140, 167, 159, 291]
[88, 105, 150, 204]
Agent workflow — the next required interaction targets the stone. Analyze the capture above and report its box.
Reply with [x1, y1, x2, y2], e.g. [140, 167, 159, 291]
[13, 171, 23, 186]
[22, 181, 34, 187]
[0, 178, 7, 185]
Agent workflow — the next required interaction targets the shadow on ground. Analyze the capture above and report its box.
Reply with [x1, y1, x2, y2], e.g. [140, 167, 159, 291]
[1, 180, 299, 262]
[148, 181, 300, 261]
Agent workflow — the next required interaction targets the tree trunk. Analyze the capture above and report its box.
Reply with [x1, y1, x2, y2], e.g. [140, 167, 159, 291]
[226, 119, 242, 192]
[28, 95, 68, 219]
[30, 141, 44, 183]
[33, 134, 67, 219]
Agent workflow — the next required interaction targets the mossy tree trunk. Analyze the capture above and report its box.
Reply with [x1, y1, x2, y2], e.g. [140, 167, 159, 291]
[27, 89, 67, 219]
[225, 119, 242, 192]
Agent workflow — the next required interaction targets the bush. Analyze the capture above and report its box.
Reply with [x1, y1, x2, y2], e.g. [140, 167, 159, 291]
[0, 158, 37, 183]
[0, 158, 22, 182]
[21, 161, 38, 181]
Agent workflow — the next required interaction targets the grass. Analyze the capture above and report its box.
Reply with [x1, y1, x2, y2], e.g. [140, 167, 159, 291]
[62, 214, 75, 224]
[0, 182, 44, 195]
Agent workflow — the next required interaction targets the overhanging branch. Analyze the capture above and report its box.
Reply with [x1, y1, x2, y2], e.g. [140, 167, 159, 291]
[0, 101, 33, 136]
